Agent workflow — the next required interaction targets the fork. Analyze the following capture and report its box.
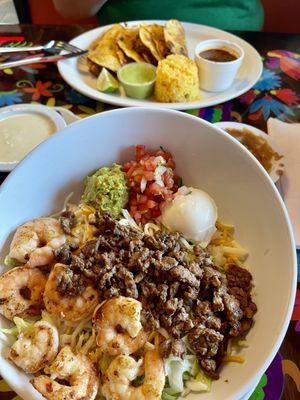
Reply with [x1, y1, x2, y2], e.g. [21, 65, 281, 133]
[0, 50, 87, 69]
[0, 40, 84, 54]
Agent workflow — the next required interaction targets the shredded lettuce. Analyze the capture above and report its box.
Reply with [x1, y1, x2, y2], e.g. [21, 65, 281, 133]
[0, 325, 18, 337]
[98, 354, 114, 374]
[4, 256, 22, 268]
[162, 387, 180, 400]
[164, 355, 196, 393]
[0, 317, 35, 340]
[14, 317, 36, 334]
[164, 356, 211, 396]
[41, 310, 57, 326]
[186, 369, 212, 393]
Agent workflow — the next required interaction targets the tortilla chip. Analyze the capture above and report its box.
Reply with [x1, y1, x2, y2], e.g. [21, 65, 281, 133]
[117, 27, 146, 63]
[164, 20, 188, 56]
[139, 24, 168, 61]
[141, 50, 156, 65]
[88, 24, 127, 72]
[87, 58, 102, 77]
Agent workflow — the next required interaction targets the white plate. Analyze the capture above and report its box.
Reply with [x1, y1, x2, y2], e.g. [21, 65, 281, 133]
[53, 106, 81, 125]
[214, 122, 284, 183]
[58, 21, 263, 110]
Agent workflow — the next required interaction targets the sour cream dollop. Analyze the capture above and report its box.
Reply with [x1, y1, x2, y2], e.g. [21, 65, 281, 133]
[160, 186, 217, 246]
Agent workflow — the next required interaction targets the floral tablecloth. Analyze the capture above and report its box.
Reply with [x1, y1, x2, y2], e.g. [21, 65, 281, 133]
[0, 26, 299, 400]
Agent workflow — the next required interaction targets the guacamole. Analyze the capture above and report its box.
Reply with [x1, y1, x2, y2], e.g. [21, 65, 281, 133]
[82, 163, 129, 217]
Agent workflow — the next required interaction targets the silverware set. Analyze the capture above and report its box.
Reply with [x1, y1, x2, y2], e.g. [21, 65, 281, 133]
[0, 40, 87, 69]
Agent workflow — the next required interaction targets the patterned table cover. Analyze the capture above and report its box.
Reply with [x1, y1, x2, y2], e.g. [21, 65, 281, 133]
[0, 25, 299, 400]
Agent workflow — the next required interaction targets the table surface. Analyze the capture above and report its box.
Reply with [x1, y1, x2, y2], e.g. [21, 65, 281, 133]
[0, 25, 299, 400]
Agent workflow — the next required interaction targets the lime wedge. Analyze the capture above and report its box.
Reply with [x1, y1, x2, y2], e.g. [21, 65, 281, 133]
[97, 68, 119, 93]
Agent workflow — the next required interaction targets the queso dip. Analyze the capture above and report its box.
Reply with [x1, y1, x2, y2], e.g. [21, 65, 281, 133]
[0, 113, 56, 163]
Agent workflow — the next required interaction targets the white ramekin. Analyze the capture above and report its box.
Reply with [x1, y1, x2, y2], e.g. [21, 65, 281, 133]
[195, 39, 244, 92]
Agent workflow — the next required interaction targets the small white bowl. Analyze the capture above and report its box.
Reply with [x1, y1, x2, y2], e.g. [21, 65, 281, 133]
[0, 104, 67, 172]
[195, 39, 244, 92]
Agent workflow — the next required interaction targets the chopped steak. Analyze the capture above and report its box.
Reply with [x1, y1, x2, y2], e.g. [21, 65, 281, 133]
[59, 211, 76, 235]
[226, 264, 252, 290]
[56, 267, 86, 297]
[188, 326, 224, 357]
[54, 242, 78, 264]
[141, 309, 160, 332]
[170, 265, 200, 287]
[160, 339, 186, 358]
[226, 264, 257, 334]
[55, 212, 257, 377]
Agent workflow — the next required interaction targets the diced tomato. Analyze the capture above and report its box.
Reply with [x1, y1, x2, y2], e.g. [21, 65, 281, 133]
[138, 195, 148, 204]
[138, 203, 149, 212]
[136, 145, 146, 161]
[167, 159, 176, 169]
[133, 174, 142, 183]
[151, 208, 161, 219]
[130, 197, 138, 206]
[146, 200, 157, 209]
[130, 205, 137, 213]
[147, 182, 164, 196]
[124, 145, 178, 223]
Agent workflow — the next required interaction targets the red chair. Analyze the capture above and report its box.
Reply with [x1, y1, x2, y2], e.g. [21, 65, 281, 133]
[27, 0, 97, 25]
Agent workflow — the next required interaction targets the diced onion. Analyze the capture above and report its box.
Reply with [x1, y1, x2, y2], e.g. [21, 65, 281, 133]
[158, 327, 170, 339]
[144, 222, 160, 236]
[180, 237, 194, 252]
[140, 177, 147, 193]
[145, 342, 155, 350]
[119, 209, 142, 231]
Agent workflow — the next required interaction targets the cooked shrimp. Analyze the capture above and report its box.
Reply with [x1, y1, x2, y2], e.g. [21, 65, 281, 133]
[9, 217, 66, 267]
[102, 338, 165, 400]
[31, 346, 99, 400]
[44, 263, 99, 321]
[0, 266, 47, 321]
[8, 320, 59, 374]
[92, 296, 147, 356]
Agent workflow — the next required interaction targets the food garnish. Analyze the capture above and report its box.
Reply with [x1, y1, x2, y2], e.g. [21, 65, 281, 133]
[96, 67, 119, 93]
[123, 145, 177, 223]
[82, 163, 129, 217]
[160, 186, 217, 246]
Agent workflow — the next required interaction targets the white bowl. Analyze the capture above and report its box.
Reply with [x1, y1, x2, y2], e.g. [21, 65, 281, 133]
[0, 104, 67, 172]
[0, 108, 296, 400]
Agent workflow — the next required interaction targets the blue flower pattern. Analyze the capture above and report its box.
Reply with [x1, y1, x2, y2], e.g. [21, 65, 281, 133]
[0, 90, 23, 106]
[253, 69, 281, 91]
[66, 89, 89, 104]
[249, 96, 294, 120]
